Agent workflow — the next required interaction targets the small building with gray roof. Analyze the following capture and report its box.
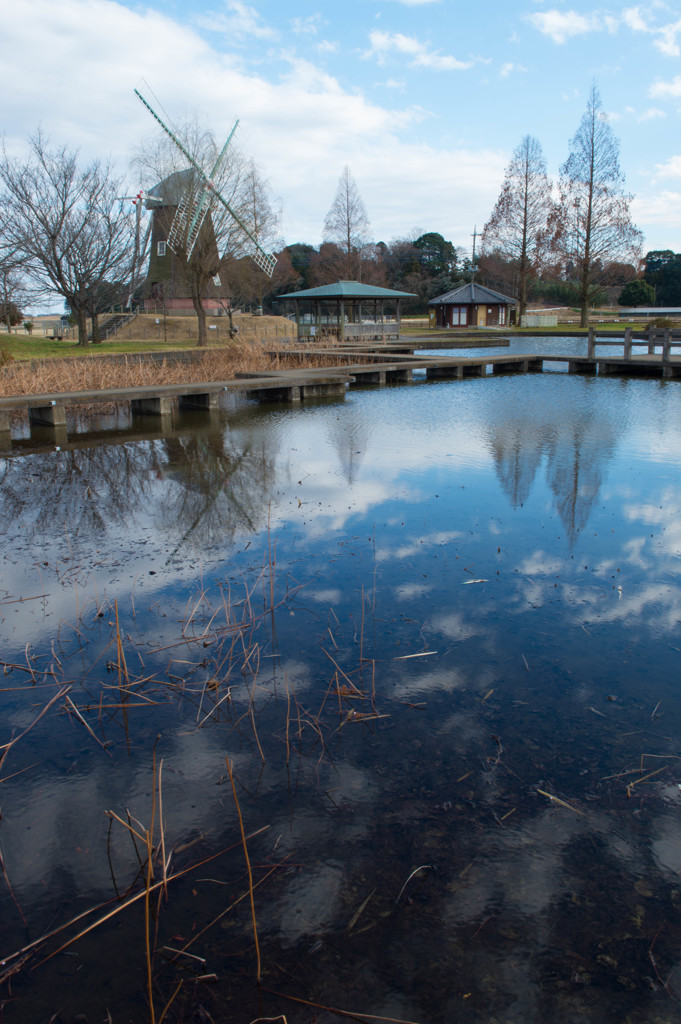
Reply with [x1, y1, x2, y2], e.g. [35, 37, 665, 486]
[428, 283, 518, 329]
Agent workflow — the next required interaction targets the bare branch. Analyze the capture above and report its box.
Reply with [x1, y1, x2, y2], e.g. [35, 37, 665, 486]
[0, 131, 135, 344]
[481, 135, 554, 319]
[550, 84, 643, 326]
[323, 166, 371, 281]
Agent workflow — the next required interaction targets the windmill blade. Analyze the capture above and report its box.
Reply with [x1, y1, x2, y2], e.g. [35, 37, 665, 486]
[167, 185, 214, 258]
[210, 188, 277, 277]
[135, 88, 277, 277]
[168, 122, 240, 258]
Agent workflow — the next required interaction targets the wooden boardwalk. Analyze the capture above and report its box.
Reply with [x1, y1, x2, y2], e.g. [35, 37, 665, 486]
[2, 330, 681, 447]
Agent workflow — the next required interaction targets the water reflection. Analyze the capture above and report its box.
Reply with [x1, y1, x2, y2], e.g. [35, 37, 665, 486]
[0, 424, 280, 561]
[486, 377, 619, 542]
[3, 374, 681, 1023]
[160, 432, 278, 549]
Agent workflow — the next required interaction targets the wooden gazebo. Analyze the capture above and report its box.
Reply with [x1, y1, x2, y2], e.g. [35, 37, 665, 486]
[278, 281, 417, 342]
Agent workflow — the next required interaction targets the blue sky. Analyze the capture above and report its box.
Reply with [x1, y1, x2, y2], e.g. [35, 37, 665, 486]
[3, 0, 681, 257]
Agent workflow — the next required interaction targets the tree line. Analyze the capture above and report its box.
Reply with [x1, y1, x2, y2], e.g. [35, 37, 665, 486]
[306, 85, 645, 328]
[0, 84, 661, 343]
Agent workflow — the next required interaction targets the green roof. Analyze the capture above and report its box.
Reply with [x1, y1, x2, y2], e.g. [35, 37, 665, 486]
[278, 280, 417, 300]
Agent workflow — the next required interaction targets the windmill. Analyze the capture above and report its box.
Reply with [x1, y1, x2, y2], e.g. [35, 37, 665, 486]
[134, 88, 277, 279]
[117, 189, 164, 308]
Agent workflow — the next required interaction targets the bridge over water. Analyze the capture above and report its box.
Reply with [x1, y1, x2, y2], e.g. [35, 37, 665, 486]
[2, 328, 681, 449]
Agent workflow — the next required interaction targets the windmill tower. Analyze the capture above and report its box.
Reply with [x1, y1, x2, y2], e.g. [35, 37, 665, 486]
[116, 189, 163, 308]
[134, 89, 277, 323]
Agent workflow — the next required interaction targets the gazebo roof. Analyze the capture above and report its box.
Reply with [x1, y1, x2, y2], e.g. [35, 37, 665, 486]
[428, 283, 517, 306]
[279, 280, 417, 300]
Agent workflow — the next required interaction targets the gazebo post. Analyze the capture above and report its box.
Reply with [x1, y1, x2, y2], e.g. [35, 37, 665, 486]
[295, 299, 301, 341]
[339, 299, 345, 341]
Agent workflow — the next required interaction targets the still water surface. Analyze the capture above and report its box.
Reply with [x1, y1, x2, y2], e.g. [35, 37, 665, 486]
[2, 358, 681, 1023]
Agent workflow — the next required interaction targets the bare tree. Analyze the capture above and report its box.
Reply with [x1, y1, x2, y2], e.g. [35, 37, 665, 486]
[226, 247, 298, 312]
[481, 135, 554, 320]
[221, 160, 285, 312]
[0, 131, 135, 345]
[550, 85, 642, 327]
[0, 249, 34, 333]
[134, 123, 276, 347]
[323, 166, 371, 280]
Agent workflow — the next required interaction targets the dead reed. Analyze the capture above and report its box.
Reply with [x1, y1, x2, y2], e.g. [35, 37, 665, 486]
[0, 534, 413, 1022]
[0, 339, 339, 398]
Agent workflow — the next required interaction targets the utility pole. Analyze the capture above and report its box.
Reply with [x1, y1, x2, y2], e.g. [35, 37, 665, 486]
[470, 226, 478, 284]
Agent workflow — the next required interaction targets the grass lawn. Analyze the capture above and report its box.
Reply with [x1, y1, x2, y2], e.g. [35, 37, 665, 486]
[0, 313, 295, 362]
[0, 335, 231, 360]
[0, 335, 215, 361]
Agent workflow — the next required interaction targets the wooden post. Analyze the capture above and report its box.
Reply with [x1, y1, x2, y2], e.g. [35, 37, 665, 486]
[624, 327, 632, 359]
[587, 327, 595, 359]
[648, 328, 655, 355]
[663, 329, 671, 362]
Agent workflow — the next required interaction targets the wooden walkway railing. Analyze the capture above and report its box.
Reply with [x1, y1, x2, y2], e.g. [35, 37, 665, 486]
[588, 326, 681, 361]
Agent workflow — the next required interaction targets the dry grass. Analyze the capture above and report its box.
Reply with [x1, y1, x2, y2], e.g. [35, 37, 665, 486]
[0, 338, 337, 397]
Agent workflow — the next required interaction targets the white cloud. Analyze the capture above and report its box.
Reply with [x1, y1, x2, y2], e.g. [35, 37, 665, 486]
[632, 190, 681, 230]
[619, 103, 664, 123]
[500, 61, 527, 77]
[364, 30, 473, 70]
[622, 6, 648, 33]
[650, 75, 681, 98]
[622, 6, 681, 56]
[195, 0, 277, 40]
[2, 1, 503, 246]
[638, 106, 666, 121]
[292, 14, 323, 35]
[527, 9, 605, 44]
[652, 156, 681, 179]
[654, 17, 681, 56]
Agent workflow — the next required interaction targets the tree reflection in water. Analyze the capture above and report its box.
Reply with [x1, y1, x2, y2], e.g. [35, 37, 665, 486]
[487, 378, 619, 543]
[0, 425, 279, 563]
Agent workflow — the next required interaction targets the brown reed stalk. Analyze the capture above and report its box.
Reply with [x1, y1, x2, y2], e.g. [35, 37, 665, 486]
[320, 648, 363, 695]
[114, 599, 129, 689]
[0, 843, 27, 927]
[7, 834, 268, 983]
[259, 987, 424, 1024]
[0, 332, 334, 398]
[145, 750, 159, 1024]
[360, 584, 365, 664]
[225, 757, 261, 982]
[284, 672, 291, 766]
[0, 686, 70, 772]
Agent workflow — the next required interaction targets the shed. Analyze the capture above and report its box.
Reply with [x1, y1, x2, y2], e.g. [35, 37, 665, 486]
[278, 281, 417, 342]
[428, 283, 518, 328]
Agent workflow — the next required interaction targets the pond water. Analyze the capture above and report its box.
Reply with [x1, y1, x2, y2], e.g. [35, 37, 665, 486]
[2, 344, 681, 1023]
